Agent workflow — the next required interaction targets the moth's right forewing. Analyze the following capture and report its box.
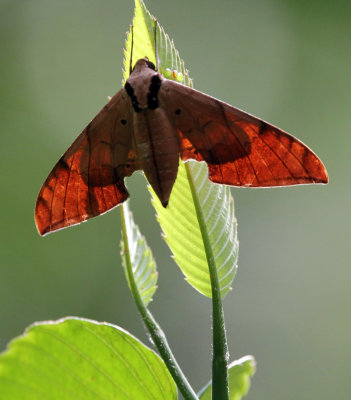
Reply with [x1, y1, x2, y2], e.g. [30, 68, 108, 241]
[35, 89, 136, 236]
[159, 79, 328, 187]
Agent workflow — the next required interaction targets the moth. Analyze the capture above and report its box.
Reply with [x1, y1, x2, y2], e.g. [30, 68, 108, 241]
[35, 54, 328, 236]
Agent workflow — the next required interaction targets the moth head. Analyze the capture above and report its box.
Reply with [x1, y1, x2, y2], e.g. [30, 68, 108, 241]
[132, 58, 156, 72]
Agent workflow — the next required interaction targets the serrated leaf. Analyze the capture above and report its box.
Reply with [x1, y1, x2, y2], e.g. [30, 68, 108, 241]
[123, 0, 157, 82]
[123, 1, 238, 298]
[154, 161, 238, 298]
[198, 356, 256, 400]
[0, 318, 177, 400]
[123, 0, 192, 86]
[121, 201, 158, 306]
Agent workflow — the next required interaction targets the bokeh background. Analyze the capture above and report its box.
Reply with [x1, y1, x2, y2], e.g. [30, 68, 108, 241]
[1, 0, 350, 398]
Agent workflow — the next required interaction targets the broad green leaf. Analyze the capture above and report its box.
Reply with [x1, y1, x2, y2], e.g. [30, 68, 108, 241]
[0, 318, 177, 400]
[121, 201, 158, 306]
[124, 1, 237, 298]
[198, 356, 256, 400]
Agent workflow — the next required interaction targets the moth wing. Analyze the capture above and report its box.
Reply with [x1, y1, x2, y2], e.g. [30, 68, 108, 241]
[35, 89, 137, 236]
[159, 80, 328, 187]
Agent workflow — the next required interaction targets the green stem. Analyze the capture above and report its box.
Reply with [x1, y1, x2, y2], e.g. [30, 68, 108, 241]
[120, 204, 199, 400]
[185, 162, 229, 400]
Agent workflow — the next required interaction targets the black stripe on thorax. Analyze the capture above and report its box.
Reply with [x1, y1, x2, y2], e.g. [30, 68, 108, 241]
[124, 81, 141, 112]
[147, 75, 162, 110]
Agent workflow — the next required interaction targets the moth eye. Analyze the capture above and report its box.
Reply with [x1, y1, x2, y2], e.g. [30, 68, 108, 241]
[121, 119, 127, 125]
[175, 109, 181, 115]
[125, 163, 131, 168]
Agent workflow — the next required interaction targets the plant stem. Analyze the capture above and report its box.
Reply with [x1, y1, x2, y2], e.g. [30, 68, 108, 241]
[185, 162, 229, 400]
[120, 204, 199, 400]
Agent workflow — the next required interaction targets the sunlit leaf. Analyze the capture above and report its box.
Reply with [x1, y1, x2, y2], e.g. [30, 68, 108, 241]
[0, 318, 177, 400]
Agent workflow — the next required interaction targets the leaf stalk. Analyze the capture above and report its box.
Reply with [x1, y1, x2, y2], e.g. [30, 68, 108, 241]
[185, 163, 229, 400]
[120, 204, 199, 400]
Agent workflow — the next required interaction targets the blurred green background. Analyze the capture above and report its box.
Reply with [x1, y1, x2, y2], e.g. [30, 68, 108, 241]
[1, 0, 350, 398]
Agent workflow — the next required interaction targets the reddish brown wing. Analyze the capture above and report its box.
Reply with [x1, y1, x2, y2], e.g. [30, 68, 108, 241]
[35, 89, 137, 236]
[159, 80, 328, 187]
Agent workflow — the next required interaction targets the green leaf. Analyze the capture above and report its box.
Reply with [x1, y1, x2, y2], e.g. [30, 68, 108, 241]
[0, 318, 177, 400]
[154, 161, 238, 298]
[198, 356, 256, 400]
[123, 0, 157, 82]
[124, 0, 238, 298]
[120, 200, 158, 307]
[123, 0, 192, 86]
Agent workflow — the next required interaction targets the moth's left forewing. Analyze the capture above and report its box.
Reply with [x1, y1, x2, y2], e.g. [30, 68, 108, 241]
[35, 89, 136, 236]
[159, 79, 328, 187]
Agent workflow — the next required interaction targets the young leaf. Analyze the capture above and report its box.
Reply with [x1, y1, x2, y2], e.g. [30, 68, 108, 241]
[198, 356, 256, 400]
[0, 318, 177, 400]
[120, 200, 158, 306]
[123, 0, 158, 82]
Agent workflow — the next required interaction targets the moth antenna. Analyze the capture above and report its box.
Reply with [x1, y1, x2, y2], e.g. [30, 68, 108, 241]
[154, 19, 159, 71]
[129, 24, 134, 75]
